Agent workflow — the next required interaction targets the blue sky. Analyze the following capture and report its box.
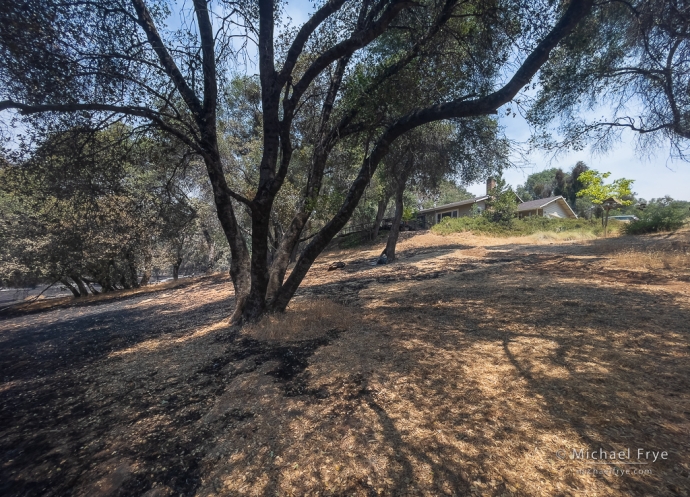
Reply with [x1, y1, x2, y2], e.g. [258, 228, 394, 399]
[463, 113, 690, 201]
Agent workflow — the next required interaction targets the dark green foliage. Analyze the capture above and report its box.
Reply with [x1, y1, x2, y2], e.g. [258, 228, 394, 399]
[483, 176, 518, 224]
[567, 161, 589, 207]
[624, 199, 690, 234]
[516, 161, 589, 208]
[0, 125, 221, 291]
[517, 168, 559, 200]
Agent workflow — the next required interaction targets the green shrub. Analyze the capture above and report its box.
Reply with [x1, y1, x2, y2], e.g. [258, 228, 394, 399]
[432, 216, 609, 237]
[483, 177, 518, 224]
[624, 203, 689, 235]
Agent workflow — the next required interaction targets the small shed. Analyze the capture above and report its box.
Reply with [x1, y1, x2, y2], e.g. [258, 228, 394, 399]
[517, 196, 577, 219]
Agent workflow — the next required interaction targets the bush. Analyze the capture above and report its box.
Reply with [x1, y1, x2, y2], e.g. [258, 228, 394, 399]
[483, 177, 518, 224]
[432, 215, 609, 237]
[624, 203, 689, 235]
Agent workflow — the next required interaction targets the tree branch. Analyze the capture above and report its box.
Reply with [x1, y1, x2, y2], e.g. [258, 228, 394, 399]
[278, 0, 350, 84]
[130, 0, 203, 118]
[289, 0, 415, 106]
[192, 0, 218, 119]
[271, 0, 595, 310]
[0, 100, 202, 152]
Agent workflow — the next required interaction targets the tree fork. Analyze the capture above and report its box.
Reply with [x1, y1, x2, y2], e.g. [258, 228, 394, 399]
[269, 0, 595, 312]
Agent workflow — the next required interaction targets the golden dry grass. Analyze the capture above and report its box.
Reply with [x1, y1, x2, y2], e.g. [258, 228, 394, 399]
[243, 299, 363, 342]
[2, 230, 689, 497]
[527, 230, 599, 242]
[611, 249, 690, 271]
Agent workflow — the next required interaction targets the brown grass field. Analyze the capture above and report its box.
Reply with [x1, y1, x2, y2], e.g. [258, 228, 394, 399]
[1, 229, 689, 496]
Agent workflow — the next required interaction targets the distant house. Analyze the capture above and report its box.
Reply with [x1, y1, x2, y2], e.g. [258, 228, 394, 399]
[416, 195, 490, 228]
[416, 179, 577, 228]
[416, 178, 496, 229]
[517, 196, 577, 219]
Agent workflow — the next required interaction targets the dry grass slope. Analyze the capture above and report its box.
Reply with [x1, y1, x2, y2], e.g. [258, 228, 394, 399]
[0, 228, 689, 497]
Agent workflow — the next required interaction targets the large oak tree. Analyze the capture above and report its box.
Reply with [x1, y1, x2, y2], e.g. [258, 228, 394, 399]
[0, 0, 595, 322]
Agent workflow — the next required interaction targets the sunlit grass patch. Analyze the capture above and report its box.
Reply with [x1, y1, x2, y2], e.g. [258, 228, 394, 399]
[243, 299, 360, 342]
[528, 230, 599, 242]
[611, 248, 690, 272]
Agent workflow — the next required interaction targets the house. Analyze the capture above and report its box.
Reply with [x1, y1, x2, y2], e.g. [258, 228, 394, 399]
[517, 196, 577, 219]
[416, 178, 496, 228]
[416, 178, 578, 228]
[416, 195, 490, 228]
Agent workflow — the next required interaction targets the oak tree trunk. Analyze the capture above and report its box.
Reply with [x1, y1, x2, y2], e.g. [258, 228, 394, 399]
[384, 182, 406, 262]
[371, 196, 390, 240]
[70, 275, 90, 297]
[61, 278, 81, 298]
[139, 251, 152, 286]
[202, 228, 216, 273]
[172, 256, 182, 280]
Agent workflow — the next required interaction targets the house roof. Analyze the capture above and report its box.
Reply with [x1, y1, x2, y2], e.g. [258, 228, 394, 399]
[417, 196, 489, 215]
[517, 196, 577, 218]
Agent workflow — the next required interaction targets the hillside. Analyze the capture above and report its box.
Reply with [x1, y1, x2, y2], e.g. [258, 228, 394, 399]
[1, 230, 689, 496]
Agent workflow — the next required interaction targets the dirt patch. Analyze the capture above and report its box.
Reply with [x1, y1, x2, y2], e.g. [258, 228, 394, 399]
[1, 231, 689, 496]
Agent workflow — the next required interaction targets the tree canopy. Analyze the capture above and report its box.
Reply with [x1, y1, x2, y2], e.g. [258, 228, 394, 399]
[528, 0, 690, 160]
[516, 161, 589, 205]
[1, 0, 602, 321]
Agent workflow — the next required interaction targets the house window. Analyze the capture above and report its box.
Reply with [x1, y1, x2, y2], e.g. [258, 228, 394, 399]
[441, 212, 452, 219]
[437, 213, 441, 223]
[452, 210, 458, 218]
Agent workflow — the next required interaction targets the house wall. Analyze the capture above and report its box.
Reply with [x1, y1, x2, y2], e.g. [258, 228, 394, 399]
[542, 201, 570, 218]
[518, 209, 539, 218]
[421, 200, 487, 227]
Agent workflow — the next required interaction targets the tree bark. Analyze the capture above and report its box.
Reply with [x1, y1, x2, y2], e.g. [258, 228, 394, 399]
[202, 228, 216, 273]
[70, 274, 90, 297]
[128, 254, 140, 288]
[371, 196, 390, 240]
[172, 259, 181, 280]
[264, 54, 353, 305]
[604, 208, 610, 237]
[139, 250, 153, 286]
[61, 278, 81, 298]
[121, 275, 132, 290]
[383, 181, 406, 262]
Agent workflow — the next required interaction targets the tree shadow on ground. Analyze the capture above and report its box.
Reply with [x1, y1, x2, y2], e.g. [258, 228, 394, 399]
[1, 252, 689, 496]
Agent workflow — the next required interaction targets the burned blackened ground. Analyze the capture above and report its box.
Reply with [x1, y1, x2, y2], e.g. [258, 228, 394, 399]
[1, 230, 689, 496]
[0, 287, 346, 497]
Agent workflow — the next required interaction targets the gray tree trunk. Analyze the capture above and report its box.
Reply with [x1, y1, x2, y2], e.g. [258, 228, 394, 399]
[202, 228, 216, 273]
[70, 274, 90, 296]
[139, 251, 153, 286]
[371, 196, 390, 240]
[384, 182, 406, 262]
[61, 278, 81, 298]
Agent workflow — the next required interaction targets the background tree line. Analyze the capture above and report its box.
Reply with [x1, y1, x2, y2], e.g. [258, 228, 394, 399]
[0, 125, 227, 293]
